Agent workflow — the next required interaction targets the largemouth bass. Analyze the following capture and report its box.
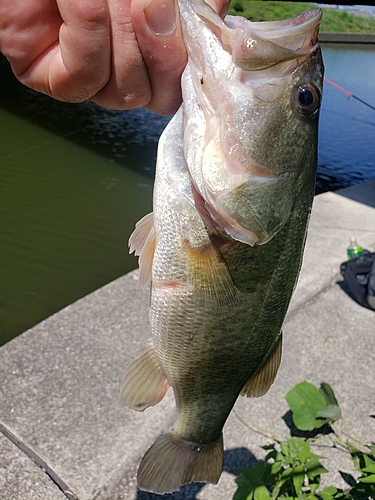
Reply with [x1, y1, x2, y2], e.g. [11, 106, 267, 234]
[122, 0, 323, 494]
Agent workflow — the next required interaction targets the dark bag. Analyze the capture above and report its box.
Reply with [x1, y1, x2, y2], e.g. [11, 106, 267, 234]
[340, 251, 375, 311]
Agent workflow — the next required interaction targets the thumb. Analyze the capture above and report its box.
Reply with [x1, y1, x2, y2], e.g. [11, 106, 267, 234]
[131, 0, 187, 115]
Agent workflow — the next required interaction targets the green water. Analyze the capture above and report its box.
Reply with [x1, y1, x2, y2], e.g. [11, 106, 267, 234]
[0, 56, 168, 345]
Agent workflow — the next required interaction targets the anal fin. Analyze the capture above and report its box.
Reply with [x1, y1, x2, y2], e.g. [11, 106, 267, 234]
[121, 341, 170, 411]
[241, 333, 283, 398]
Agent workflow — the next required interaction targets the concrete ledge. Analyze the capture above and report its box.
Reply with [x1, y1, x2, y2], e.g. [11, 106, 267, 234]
[320, 32, 375, 44]
[1, 180, 375, 499]
[0, 272, 177, 500]
[0, 433, 67, 500]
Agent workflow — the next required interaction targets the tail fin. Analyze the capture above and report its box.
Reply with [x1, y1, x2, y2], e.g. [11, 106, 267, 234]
[137, 431, 224, 494]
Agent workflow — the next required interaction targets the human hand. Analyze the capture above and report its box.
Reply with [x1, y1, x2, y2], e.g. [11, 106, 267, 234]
[0, 0, 230, 115]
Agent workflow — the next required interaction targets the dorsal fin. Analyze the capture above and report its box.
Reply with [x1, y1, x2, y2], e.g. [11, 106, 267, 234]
[241, 333, 282, 398]
[129, 213, 156, 289]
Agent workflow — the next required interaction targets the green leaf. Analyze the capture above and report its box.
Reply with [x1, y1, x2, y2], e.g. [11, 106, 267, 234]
[346, 442, 363, 472]
[254, 486, 271, 500]
[235, 461, 273, 500]
[292, 472, 305, 493]
[233, 485, 254, 500]
[270, 485, 281, 500]
[319, 486, 342, 500]
[270, 461, 282, 475]
[280, 442, 290, 456]
[363, 454, 375, 468]
[280, 466, 294, 479]
[299, 440, 311, 463]
[291, 437, 308, 457]
[319, 382, 339, 407]
[309, 477, 321, 493]
[240, 462, 269, 484]
[316, 404, 341, 422]
[349, 481, 375, 498]
[347, 442, 375, 473]
[358, 473, 375, 483]
[363, 464, 375, 473]
[282, 456, 294, 467]
[265, 450, 282, 463]
[285, 382, 329, 431]
[306, 461, 328, 479]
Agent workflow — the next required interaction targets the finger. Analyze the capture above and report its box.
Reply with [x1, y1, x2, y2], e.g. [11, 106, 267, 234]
[132, 0, 230, 116]
[91, 0, 152, 110]
[131, 0, 187, 115]
[206, 0, 231, 18]
[0, 0, 61, 76]
[18, 0, 112, 102]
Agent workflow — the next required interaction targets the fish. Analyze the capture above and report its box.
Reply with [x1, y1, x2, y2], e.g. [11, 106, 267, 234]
[122, 0, 324, 494]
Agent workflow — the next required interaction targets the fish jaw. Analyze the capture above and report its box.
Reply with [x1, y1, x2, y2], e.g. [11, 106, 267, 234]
[181, 1, 322, 71]
[180, 2, 324, 245]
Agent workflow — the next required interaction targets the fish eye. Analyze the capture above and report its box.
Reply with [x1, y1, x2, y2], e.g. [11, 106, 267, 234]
[293, 83, 321, 119]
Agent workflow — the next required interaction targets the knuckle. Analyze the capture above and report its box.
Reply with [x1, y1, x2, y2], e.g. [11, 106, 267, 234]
[72, 0, 109, 30]
[49, 76, 107, 103]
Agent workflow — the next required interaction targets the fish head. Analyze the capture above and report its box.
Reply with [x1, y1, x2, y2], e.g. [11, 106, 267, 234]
[180, 3, 324, 245]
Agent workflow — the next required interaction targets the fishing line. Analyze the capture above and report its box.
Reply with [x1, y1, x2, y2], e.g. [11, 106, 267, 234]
[321, 108, 375, 128]
[324, 77, 375, 112]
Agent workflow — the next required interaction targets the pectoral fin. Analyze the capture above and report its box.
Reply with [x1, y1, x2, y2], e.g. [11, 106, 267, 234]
[185, 240, 237, 308]
[241, 333, 282, 398]
[129, 212, 156, 289]
[121, 341, 170, 411]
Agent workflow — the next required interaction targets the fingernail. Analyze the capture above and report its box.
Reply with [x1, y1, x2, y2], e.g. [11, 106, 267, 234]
[144, 0, 177, 36]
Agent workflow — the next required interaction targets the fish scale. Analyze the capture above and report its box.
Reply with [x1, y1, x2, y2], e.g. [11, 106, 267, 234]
[122, 0, 324, 494]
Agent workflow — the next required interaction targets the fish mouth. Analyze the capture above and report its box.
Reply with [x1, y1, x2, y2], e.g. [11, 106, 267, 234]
[192, 3, 322, 72]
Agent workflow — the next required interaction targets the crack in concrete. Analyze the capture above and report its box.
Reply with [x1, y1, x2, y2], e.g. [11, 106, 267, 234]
[285, 273, 343, 324]
[0, 422, 79, 500]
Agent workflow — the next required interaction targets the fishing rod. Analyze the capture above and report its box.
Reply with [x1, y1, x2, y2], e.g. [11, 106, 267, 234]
[324, 77, 375, 112]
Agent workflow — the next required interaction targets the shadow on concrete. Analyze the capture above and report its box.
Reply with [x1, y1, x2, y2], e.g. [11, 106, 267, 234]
[136, 447, 257, 499]
[336, 179, 375, 209]
[282, 411, 334, 439]
[339, 471, 357, 489]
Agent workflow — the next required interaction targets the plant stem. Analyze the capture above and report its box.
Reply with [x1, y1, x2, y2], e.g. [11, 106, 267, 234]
[233, 405, 285, 441]
[338, 417, 369, 449]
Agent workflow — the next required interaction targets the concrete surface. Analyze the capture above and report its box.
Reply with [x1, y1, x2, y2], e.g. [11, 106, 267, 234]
[1, 180, 374, 500]
[0, 433, 67, 500]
